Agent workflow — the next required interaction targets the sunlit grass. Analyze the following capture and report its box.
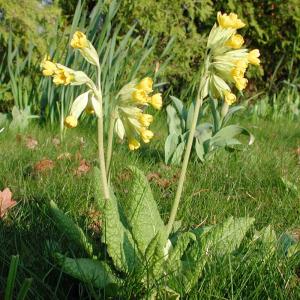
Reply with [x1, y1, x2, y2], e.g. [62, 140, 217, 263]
[0, 117, 300, 298]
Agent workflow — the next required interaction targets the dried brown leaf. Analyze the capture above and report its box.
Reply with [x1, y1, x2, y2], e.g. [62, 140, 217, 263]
[0, 188, 17, 218]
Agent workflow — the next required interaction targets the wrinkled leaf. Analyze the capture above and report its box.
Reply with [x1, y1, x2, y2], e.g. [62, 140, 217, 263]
[50, 201, 93, 257]
[121, 166, 166, 255]
[55, 253, 120, 289]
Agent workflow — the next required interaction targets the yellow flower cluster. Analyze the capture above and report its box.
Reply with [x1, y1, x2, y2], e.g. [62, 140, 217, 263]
[41, 57, 74, 85]
[207, 12, 261, 106]
[115, 77, 162, 150]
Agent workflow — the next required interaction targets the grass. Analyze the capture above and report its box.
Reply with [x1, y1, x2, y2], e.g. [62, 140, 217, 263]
[0, 116, 300, 299]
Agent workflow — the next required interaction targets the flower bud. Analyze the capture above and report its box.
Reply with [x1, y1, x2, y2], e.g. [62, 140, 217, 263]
[149, 93, 162, 110]
[248, 49, 260, 66]
[64, 115, 78, 128]
[128, 138, 140, 150]
[136, 77, 153, 93]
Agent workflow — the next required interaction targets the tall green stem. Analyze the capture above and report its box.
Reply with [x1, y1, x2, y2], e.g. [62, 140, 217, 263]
[106, 111, 116, 176]
[95, 66, 110, 200]
[166, 75, 207, 236]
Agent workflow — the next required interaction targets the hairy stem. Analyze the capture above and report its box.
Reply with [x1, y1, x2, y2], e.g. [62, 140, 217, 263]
[166, 76, 207, 236]
[106, 111, 116, 176]
[96, 66, 110, 200]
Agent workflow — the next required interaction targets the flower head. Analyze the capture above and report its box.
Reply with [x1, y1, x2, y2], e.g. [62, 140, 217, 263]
[115, 77, 161, 150]
[205, 12, 261, 104]
[70, 31, 99, 66]
[71, 31, 89, 49]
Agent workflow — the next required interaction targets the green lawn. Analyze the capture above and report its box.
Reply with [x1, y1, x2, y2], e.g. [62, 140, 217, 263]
[0, 117, 300, 299]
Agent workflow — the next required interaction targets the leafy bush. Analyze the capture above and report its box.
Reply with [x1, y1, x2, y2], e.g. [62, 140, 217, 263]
[115, 0, 300, 96]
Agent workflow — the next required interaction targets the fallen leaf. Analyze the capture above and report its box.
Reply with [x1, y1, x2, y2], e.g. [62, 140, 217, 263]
[87, 209, 102, 234]
[0, 188, 17, 218]
[25, 136, 38, 150]
[74, 159, 91, 176]
[57, 152, 72, 160]
[147, 172, 172, 188]
[34, 159, 54, 173]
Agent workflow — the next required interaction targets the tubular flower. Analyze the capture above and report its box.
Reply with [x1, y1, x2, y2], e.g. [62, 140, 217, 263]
[248, 49, 260, 66]
[64, 90, 100, 128]
[41, 56, 57, 76]
[70, 31, 99, 66]
[224, 90, 236, 105]
[41, 61, 92, 87]
[114, 77, 161, 150]
[217, 12, 246, 29]
[149, 93, 163, 110]
[226, 34, 244, 49]
[205, 12, 261, 105]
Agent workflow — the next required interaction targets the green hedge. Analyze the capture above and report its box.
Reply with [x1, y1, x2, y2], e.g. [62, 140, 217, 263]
[115, 0, 300, 96]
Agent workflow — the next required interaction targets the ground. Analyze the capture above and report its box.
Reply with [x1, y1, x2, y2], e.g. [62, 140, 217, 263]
[0, 117, 300, 299]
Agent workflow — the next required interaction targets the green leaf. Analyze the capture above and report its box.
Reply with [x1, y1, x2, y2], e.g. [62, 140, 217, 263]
[166, 105, 182, 135]
[102, 189, 141, 273]
[121, 166, 166, 255]
[210, 125, 255, 148]
[55, 253, 120, 289]
[195, 139, 205, 162]
[49, 201, 93, 257]
[165, 133, 179, 164]
[222, 105, 245, 126]
[174, 217, 255, 293]
[198, 217, 255, 256]
[186, 102, 195, 130]
[171, 141, 185, 165]
[168, 232, 196, 268]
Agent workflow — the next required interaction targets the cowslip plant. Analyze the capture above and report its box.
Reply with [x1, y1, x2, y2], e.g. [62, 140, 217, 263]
[45, 12, 299, 298]
[165, 11, 259, 165]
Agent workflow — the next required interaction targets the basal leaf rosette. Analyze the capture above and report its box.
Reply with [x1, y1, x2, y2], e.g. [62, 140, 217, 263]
[206, 12, 261, 106]
[115, 77, 162, 150]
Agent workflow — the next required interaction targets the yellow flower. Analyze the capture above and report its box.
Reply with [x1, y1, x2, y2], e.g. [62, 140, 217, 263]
[128, 138, 140, 151]
[224, 90, 236, 105]
[70, 31, 99, 66]
[226, 34, 244, 49]
[140, 128, 154, 143]
[41, 56, 57, 76]
[234, 77, 248, 91]
[64, 115, 78, 128]
[248, 49, 260, 65]
[231, 59, 248, 78]
[217, 12, 245, 29]
[136, 77, 153, 94]
[149, 93, 162, 110]
[53, 68, 75, 85]
[132, 89, 148, 104]
[139, 113, 153, 127]
[70, 31, 89, 49]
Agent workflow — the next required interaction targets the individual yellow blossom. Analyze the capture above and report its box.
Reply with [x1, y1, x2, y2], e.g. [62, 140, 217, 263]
[224, 90, 236, 105]
[140, 128, 154, 143]
[231, 60, 247, 78]
[217, 12, 246, 29]
[128, 138, 140, 151]
[70, 31, 99, 66]
[132, 89, 148, 104]
[136, 77, 153, 94]
[226, 34, 244, 49]
[149, 93, 162, 110]
[70, 31, 89, 49]
[41, 56, 57, 76]
[248, 49, 260, 65]
[234, 77, 248, 91]
[139, 113, 153, 127]
[53, 68, 75, 85]
[64, 115, 78, 128]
